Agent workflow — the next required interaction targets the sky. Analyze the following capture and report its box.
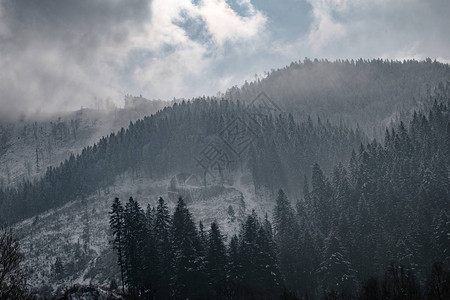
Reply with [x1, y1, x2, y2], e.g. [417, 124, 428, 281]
[0, 0, 449, 119]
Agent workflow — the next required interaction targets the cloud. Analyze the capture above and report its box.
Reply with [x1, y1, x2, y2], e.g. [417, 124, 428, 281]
[307, 1, 347, 50]
[128, 0, 268, 99]
[289, 0, 450, 62]
[0, 0, 268, 119]
[194, 0, 266, 46]
[0, 0, 449, 120]
[0, 0, 154, 120]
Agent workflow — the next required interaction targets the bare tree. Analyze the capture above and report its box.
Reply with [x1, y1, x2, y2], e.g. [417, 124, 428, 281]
[0, 228, 29, 299]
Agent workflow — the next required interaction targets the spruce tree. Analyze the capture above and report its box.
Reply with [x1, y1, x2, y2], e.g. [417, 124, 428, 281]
[227, 234, 242, 296]
[171, 197, 206, 299]
[141, 204, 157, 297]
[153, 197, 172, 298]
[109, 197, 125, 293]
[206, 221, 227, 297]
[273, 189, 299, 292]
[239, 211, 260, 293]
[255, 217, 281, 296]
[316, 229, 356, 296]
[311, 163, 333, 235]
[123, 197, 145, 294]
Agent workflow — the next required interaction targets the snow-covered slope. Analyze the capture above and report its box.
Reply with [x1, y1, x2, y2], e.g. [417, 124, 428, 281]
[14, 172, 272, 295]
[0, 97, 170, 187]
[2, 97, 276, 296]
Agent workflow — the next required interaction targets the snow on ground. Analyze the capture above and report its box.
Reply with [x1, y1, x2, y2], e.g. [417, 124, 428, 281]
[0, 100, 170, 188]
[1, 98, 278, 295]
[14, 171, 272, 294]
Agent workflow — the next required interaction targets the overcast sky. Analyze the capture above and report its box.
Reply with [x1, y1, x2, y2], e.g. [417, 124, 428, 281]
[0, 0, 449, 119]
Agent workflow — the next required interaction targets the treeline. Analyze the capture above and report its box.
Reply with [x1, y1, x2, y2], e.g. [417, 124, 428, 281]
[273, 101, 450, 296]
[109, 196, 281, 299]
[225, 58, 450, 135]
[109, 193, 449, 299]
[248, 114, 364, 193]
[107, 99, 450, 298]
[0, 99, 364, 224]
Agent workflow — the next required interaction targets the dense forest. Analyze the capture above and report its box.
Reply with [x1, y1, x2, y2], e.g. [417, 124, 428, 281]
[0, 98, 365, 224]
[107, 100, 450, 299]
[2, 59, 450, 224]
[225, 58, 450, 137]
[0, 59, 449, 298]
[0, 95, 170, 188]
[279, 101, 450, 297]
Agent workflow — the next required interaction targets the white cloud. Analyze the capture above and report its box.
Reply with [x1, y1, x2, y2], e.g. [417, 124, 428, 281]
[305, 0, 348, 50]
[380, 41, 423, 62]
[0, 0, 155, 119]
[0, 0, 269, 118]
[194, 0, 266, 46]
[302, 0, 450, 62]
[307, 7, 346, 50]
[128, 0, 267, 99]
[133, 42, 210, 99]
[1, 0, 449, 119]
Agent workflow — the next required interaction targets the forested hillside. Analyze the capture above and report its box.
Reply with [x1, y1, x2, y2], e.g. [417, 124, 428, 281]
[105, 98, 450, 300]
[285, 100, 450, 296]
[225, 59, 450, 136]
[0, 98, 365, 224]
[1, 59, 449, 298]
[0, 96, 170, 187]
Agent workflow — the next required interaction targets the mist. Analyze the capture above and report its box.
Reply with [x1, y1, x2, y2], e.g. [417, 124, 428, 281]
[1, 0, 449, 120]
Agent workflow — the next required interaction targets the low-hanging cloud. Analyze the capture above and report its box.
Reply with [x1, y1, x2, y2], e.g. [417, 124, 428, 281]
[0, 0, 154, 119]
[302, 0, 450, 60]
[0, 0, 267, 120]
[0, 0, 449, 120]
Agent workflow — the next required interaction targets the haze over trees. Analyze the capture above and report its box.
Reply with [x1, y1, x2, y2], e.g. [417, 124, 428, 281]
[225, 58, 450, 137]
[0, 97, 366, 224]
[0, 96, 170, 188]
[103, 95, 450, 298]
[0, 59, 449, 298]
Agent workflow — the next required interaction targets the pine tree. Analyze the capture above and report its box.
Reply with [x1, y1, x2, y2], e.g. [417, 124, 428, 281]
[206, 221, 228, 297]
[255, 217, 281, 296]
[311, 163, 333, 235]
[317, 229, 356, 296]
[227, 234, 242, 296]
[109, 197, 125, 293]
[199, 221, 208, 252]
[238, 211, 281, 296]
[353, 194, 379, 279]
[433, 210, 450, 265]
[171, 197, 206, 299]
[239, 211, 260, 292]
[141, 204, 157, 297]
[123, 197, 145, 294]
[296, 199, 319, 298]
[273, 189, 299, 292]
[153, 197, 172, 299]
